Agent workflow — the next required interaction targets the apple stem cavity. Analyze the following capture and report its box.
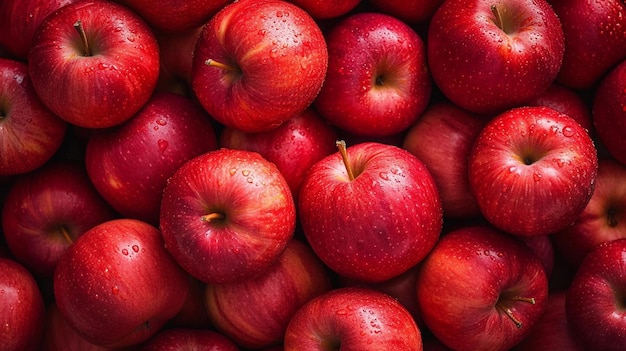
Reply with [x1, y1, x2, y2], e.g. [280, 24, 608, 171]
[491, 5, 510, 34]
[205, 59, 238, 72]
[608, 209, 619, 227]
[60, 226, 73, 244]
[73, 20, 92, 56]
[201, 212, 225, 222]
[336, 140, 355, 181]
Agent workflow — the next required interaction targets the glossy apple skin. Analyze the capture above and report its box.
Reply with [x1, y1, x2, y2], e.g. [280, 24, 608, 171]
[192, 0, 328, 133]
[160, 148, 296, 284]
[416, 225, 549, 351]
[0, 258, 46, 351]
[403, 102, 488, 219]
[525, 83, 593, 133]
[428, 0, 564, 115]
[298, 142, 442, 283]
[205, 239, 332, 349]
[314, 12, 431, 137]
[53, 218, 190, 348]
[566, 238, 626, 350]
[27, 0, 160, 129]
[369, 0, 444, 24]
[1, 160, 117, 277]
[285, 0, 361, 19]
[513, 290, 585, 351]
[0, 58, 66, 176]
[85, 92, 217, 225]
[593, 59, 626, 166]
[550, 0, 626, 90]
[284, 287, 422, 351]
[552, 158, 626, 267]
[119, 0, 229, 33]
[0, 0, 78, 59]
[219, 108, 337, 201]
[468, 106, 598, 236]
[140, 328, 240, 351]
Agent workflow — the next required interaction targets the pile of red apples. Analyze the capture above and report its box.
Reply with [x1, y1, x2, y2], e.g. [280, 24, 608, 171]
[1, 0, 626, 350]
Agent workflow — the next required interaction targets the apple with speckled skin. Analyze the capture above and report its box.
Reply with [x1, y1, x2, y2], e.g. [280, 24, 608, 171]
[191, 0, 328, 133]
[53, 219, 190, 348]
[298, 141, 442, 283]
[417, 225, 549, 351]
[160, 148, 296, 285]
[427, 0, 564, 115]
[566, 238, 626, 350]
[314, 12, 431, 137]
[468, 106, 598, 236]
[284, 287, 423, 351]
[28, 0, 160, 129]
[593, 59, 626, 166]
[525, 83, 593, 133]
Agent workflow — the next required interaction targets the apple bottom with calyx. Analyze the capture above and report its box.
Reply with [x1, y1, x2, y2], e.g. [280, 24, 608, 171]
[566, 238, 626, 350]
[416, 225, 549, 351]
[53, 218, 190, 348]
[283, 287, 422, 350]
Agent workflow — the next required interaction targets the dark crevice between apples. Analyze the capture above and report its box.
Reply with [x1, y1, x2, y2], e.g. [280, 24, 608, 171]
[495, 291, 536, 329]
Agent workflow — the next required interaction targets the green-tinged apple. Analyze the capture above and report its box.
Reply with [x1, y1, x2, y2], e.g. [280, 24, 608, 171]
[468, 106, 598, 236]
[219, 108, 337, 201]
[553, 158, 626, 267]
[566, 238, 626, 350]
[159, 148, 296, 284]
[550, 0, 626, 90]
[53, 219, 190, 348]
[0, 58, 66, 176]
[85, 91, 217, 225]
[0, 0, 78, 59]
[284, 287, 422, 350]
[298, 141, 442, 282]
[402, 102, 488, 219]
[592, 59, 626, 166]
[1, 160, 117, 277]
[191, 0, 328, 132]
[314, 12, 431, 137]
[205, 239, 332, 349]
[140, 328, 240, 351]
[428, 0, 564, 115]
[0, 258, 46, 351]
[416, 225, 549, 351]
[28, 0, 160, 128]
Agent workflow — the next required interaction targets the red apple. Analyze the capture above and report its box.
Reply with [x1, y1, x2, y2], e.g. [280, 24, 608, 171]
[191, 0, 328, 133]
[314, 12, 431, 137]
[518, 235, 555, 279]
[566, 238, 626, 350]
[552, 158, 626, 267]
[53, 218, 190, 348]
[1, 160, 117, 277]
[368, 0, 444, 24]
[159, 148, 296, 284]
[0, 258, 46, 351]
[27, 0, 160, 129]
[219, 108, 338, 201]
[85, 91, 218, 225]
[140, 328, 239, 351]
[427, 0, 564, 115]
[592, 59, 626, 166]
[468, 106, 598, 236]
[155, 26, 203, 94]
[416, 225, 549, 351]
[0, 58, 66, 176]
[284, 287, 423, 350]
[285, 0, 361, 19]
[166, 276, 212, 329]
[550, 0, 626, 90]
[402, 101, 488, 219]
[513, 290, 585, 351]
[205, 239, 332, 349]
[118, 0, 229, 33]
[524, 83, 593, 133]
[0, 0, 78, 59]
[298, 141, 442, 282]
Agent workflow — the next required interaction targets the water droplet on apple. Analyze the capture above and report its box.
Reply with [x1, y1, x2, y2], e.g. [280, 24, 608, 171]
[12, 74, 23, 84]
[269, 48, 278, 58]
[229, 168, 237, 176]
[112, 286, 119, 295]
[122, 249, 129, 256]
[562, 126, 575, 137]
[550, 125, 559, 134]
[276, 10, 284, 17]
[242, 170, 250, 176]
[336, 309, 347, 315]
[246, 177, 254, 183]
[554, 158, 565, 168]
[132, 245, 139, 253]
[157, 139, 169, 152]
[508, 166, 517, 173]
[156, 119, 167, 126]
[533, 173, 542, 182]
[98, 62, 109, 70]
[379, 172, 389, 181]
[258, 29, 266, 36]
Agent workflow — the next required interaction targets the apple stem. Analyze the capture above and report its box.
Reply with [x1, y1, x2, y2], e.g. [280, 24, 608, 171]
[60, 226, 73, 244]
[336, 140, 355, 181]
[73, 20, 91, 56]
[205, 59, 237, 71]
[491, 5, 505, 32]
[201, 212, 225, 222]
[496, 296, 535, 329]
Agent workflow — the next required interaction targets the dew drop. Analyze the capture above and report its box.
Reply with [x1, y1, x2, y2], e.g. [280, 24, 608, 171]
[156, 119, 167, 126]
[508, 166, 517, 173]
[122, 248, 129, 256]
[379, 172, 389, 180]
[157, 139, 169, 152]
[533, 173, 542, 182]
[229, 168, 237, 176]
[132, 245, 139, 253]
[98, 62, 109, 70]
[112, 286, 119, 295]
[562, 126, 575, 137]
[242, 170, 250, 176]
[246, 177, 254, 183]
